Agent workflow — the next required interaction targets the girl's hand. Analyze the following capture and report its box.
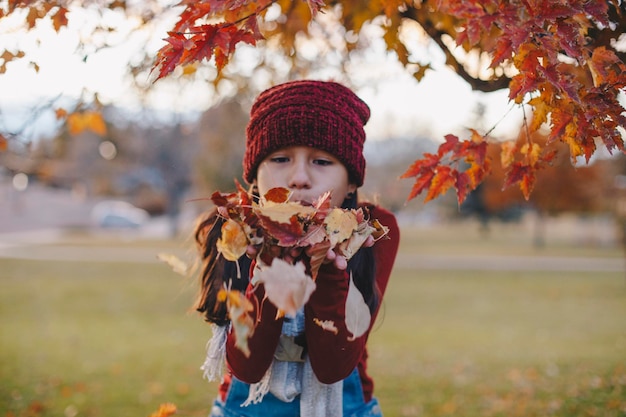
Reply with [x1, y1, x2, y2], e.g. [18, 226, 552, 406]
[311, 234, 376, 271]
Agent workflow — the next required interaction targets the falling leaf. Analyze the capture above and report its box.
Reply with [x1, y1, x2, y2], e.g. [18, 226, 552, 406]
[313, 318, 338, 334]
[345, 272, 371, 341]
[157, 253, 189, 275]
[252, 259, 316, 317]
[216, 218, 248, 261]
[149, 402, 177, 417]
[219, 288, 255, 357]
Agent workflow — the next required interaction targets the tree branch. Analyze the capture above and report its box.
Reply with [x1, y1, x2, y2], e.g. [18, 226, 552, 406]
[401, 6, 510, 93]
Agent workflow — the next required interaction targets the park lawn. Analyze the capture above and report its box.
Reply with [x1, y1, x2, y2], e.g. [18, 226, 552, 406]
[0, 259, 216, 417]
[369, 268, 626, 417]
[1, 223, 625, 417]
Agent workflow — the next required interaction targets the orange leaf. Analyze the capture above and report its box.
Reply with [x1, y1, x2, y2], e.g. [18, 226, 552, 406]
[264, 187, 291, 203]
[424, 166, 456, 203]
[85, 111, 107, 135]
[66, 111, 107, 136]
[399, 153, 439, 179]
[55, 108, 68, 120]
[405, 169, 434, 201]
[520, 170, 535, 200]
[219, 289, 254, 356]
[52, 7, 68, 31]
[149, 403, 177, 417]
[588, 46, 622, 87]
[0, 134, 7, 152]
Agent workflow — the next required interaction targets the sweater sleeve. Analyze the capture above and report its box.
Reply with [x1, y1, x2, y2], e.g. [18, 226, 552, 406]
[225, 277, 284, 383]
[305, 206, 400, 384]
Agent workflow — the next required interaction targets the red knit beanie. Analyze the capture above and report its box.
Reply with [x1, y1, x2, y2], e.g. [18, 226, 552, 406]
[243, 80, 370, 186]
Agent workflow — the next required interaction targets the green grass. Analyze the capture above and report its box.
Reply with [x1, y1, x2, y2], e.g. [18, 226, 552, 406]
[1, 220, 625, 416]
[369, 269, 626, 417]
[0, 259, 216, 417]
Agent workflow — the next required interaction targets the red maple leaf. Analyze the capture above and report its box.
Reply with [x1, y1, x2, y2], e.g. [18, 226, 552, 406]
[154, 32, 190, 81]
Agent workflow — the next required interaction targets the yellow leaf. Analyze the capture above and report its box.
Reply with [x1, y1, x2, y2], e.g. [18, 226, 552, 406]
[324, 208, 358, 247]
[563, 123, 584, 159]
[216, 218, 248, 261]
[157, 253, 189, 275]
[529, 96, 550, 132]
[257, 200, 316, 224]
[66, 113, 85, 135]
[336, 221, 375, 260]
[470, 128, 484, 143]
[500, 140, 516, 169]
[66, 111, 107, 136]
[313, 318, 338, 334]
[182, 63, 197, 75]
[520, 142, 541, 166]
[85, 111, 107, 136]
[219, 289, 254, 357]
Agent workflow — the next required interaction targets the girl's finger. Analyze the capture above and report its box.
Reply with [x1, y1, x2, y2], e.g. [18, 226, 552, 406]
[363, 235, 375, 247]
[246, 245, 259, 258]
[334, 255, 347, 270]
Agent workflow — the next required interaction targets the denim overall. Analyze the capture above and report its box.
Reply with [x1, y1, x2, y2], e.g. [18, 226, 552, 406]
[209, 368, 383, 417]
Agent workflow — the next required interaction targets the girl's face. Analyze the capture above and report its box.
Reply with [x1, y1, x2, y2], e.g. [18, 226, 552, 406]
[255, 146, 357, 207]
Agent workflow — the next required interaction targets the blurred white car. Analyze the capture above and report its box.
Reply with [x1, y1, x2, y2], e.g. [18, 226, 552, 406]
[91, 200, 150, 228]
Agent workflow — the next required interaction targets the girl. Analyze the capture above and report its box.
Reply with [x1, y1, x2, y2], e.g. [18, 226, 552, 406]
[193, 80, 400, 417]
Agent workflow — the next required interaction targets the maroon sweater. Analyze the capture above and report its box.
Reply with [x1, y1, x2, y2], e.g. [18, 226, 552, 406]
[218, 206, 400, 403]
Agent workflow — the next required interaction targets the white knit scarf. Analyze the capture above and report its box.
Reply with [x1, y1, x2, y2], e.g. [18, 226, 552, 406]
[202, 309, 343, 417]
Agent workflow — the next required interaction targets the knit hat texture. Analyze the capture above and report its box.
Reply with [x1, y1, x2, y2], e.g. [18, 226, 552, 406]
[243, 80, 370, 186]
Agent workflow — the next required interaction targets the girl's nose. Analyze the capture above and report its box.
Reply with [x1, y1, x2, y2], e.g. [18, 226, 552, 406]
[288, 160, 312, 189]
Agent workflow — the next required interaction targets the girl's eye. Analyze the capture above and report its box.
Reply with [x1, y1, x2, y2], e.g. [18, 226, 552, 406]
[270, 156, 289, 163]
[313, 158, 333, 166]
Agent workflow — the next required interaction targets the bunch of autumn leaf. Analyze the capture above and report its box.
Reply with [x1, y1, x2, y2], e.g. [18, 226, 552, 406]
[211, 182, 388, 356]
